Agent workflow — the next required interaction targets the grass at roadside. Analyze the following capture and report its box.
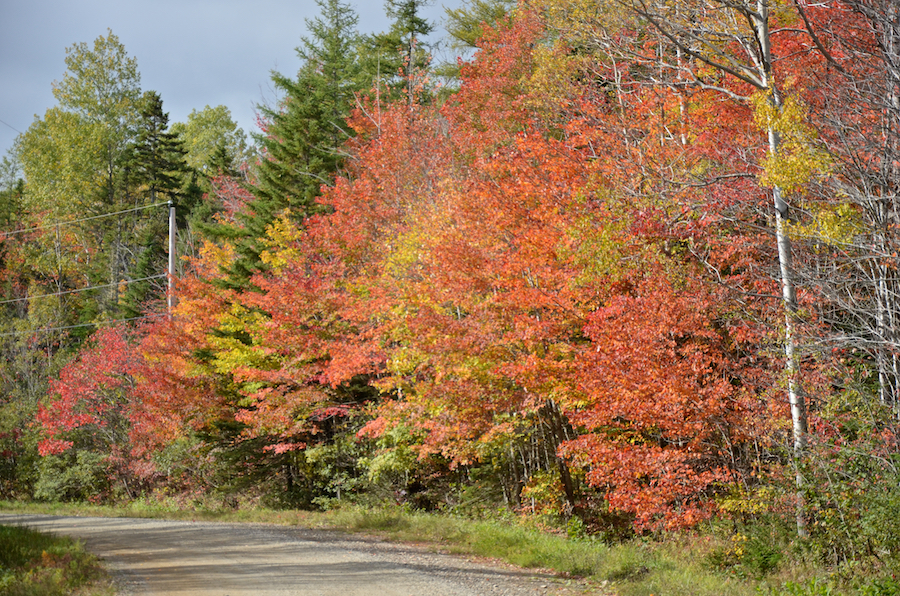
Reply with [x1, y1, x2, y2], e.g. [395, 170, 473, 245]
[0, 500, 804, 596]
[0, 522, 113, 596]
[321, 507, 763, 596]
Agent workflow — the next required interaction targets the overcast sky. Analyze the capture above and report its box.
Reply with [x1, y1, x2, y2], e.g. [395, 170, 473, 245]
[0, 0, 465, 160]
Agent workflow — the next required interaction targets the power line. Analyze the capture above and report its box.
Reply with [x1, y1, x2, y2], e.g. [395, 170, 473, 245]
[0, 274, 168, 306]
[0, 201, 179, 332]
[1, 201, 170, 238]
[0, 313, 168, 339]
[0, 118, 22, 135]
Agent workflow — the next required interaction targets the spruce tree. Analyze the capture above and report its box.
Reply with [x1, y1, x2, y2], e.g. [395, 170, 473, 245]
[225, 0, 362, 285]
[358, 0, 435, 102]
[124, 91, 188, 205]
[119, 91, 189, 316]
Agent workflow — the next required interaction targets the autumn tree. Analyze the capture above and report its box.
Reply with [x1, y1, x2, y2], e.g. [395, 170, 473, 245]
[159, 1, 373, 499]
[11, 2, 857, 538]
[36, 326, 143, 500]
[741, 1, 900, 560]
[527, 0, 868, 535]
[790, 1, 900, 406]
[442, 10, 541, 153]
[272, 11, 756, 524]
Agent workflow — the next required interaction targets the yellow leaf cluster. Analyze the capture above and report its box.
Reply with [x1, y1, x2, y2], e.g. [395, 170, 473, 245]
[790, 202, 862, 246]
[525, 40, 585, 114]
[718, 485, 778, 515]
[197, 239, 237, 273]
[384, 227, 424, 281]
[260, 212, 304, 274]
[532, 0, 628, 41]
[753, 91, 832, 196]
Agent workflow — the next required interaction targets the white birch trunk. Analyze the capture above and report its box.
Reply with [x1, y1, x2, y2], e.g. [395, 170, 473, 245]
[756, 0, 808, 536]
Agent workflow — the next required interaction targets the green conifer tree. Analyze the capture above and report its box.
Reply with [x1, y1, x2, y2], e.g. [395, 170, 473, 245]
[119, 91, 189, 316]
[436, 0, 515, 79]
[358, 0, 435, 102]
[124, 91, 188, 204]
[222, 0, 363, 285]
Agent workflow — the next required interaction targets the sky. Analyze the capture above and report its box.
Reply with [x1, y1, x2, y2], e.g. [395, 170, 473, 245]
[0, 0, 466, 161]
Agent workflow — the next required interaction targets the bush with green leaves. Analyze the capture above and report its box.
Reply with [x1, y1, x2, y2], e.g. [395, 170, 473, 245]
[33, 450, 111, 502]
[800, 391, 900, 572]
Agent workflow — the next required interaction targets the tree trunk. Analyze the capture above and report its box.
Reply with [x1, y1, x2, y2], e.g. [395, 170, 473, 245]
[758, 1, 808, 535]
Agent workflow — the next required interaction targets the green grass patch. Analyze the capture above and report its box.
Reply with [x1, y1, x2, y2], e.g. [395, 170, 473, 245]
[0, 523, 112, 596]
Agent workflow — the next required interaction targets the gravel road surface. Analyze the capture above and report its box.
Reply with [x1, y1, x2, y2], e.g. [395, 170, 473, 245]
[0, 514, 590, 596]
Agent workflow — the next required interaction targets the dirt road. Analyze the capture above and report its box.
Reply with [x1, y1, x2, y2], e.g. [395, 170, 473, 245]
[0, 513, 577, 596]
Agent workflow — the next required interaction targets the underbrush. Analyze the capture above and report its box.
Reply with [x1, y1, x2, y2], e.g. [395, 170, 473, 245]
[0, 523, 112, 596]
